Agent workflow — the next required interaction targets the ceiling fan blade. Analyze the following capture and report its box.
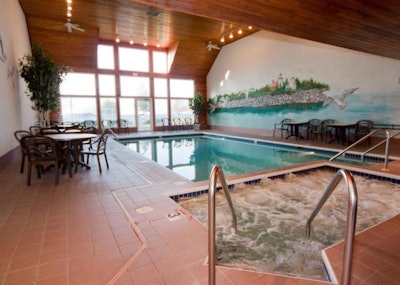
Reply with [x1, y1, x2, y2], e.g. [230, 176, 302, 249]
[71, 25, 85, 32]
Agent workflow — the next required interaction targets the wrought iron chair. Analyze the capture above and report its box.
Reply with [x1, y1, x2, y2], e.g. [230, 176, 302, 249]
[161, 118, 172, 131]
[273, 118, 292, 138]
[347, 120, 373, 145]
[83, 120, 96, 128]
[312, 119, 335, 142]
[184, 117, 194, 130]
[173, 118, 184, 131]
[14, 130, 31, 173]
[118, 119, 129, 134]
[29, 125, 42, 135]
[101, 119, 113, 130]
[301, 119, 321, 140]
[20, 135, 72, 185]
[80, 128, 112, 173]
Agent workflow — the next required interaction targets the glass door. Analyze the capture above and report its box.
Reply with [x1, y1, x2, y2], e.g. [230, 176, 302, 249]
[136, 98, 152, 131]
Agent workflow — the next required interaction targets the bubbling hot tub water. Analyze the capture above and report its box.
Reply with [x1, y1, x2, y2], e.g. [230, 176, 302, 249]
[178, 169, 400, 281]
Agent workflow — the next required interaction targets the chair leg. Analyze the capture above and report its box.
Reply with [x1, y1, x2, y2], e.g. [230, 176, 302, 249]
[27, 162, 32, 186]
[97, 156, 102, 173]
[104, 153, 109, 169]
[20, 154, 26, 173]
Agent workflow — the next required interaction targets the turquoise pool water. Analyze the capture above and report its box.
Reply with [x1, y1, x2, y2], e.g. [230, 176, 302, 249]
[120, 134, 374, 181]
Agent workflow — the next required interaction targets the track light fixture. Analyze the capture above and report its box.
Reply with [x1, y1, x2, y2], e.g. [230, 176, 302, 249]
[218, 25, 252, 44]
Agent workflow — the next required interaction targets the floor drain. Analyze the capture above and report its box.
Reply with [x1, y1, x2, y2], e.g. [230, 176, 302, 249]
[166, 210, 184, 221]
[135, 206, 153, 214]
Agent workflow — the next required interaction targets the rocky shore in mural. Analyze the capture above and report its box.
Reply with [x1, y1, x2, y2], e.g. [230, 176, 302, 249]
[208, 76, 359, 113]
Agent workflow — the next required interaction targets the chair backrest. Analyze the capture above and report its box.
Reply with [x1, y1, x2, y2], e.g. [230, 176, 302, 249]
[20, 135, 59, 162]
[119, 119, 128, 127]
[14, 130, 31, 142]
[355, 120, 373, 135]
[173, 118, 182, 125]
[280, 118, 293, 126]
[83, 120, 96, 128]
[321, 119, 335, 131]
[307, 119, 321, 130]
[185, 117, 193, 125]
[162, 118, 171, 126]
[29, 126, 42, 135]
[93, 132, 110, 153]
[102, 119, 113, 128]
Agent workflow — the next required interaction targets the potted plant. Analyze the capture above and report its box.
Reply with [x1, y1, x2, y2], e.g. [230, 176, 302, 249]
[19, 42, 69, 127]
[189, 92, 205, 131]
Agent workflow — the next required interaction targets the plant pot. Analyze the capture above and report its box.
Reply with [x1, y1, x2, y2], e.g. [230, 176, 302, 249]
[194, 123, 201, 131]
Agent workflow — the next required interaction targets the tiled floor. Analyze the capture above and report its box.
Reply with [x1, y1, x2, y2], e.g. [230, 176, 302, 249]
[0, 130, 399, 285]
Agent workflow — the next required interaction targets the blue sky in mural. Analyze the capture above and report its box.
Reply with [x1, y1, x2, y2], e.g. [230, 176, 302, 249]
[209, 92, 399, 129]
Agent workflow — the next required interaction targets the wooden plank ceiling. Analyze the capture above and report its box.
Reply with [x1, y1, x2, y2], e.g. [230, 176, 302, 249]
[19, 0, 400, 80]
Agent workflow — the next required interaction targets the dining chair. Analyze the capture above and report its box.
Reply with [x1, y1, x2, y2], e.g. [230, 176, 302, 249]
[173, 118, 184, 131]
[14, 130, 31, 173]
[29, 125, 42, 135]
[312, 119, 335, 142]
[83, 120, 96, 128]
[118, 119, 129, 134]
[102, 119, 113, 129]
[300, 119, 321, 140]
[347, 120, 373, 145]
[161, 118, 172, 131]
[273, 118, 292, 138]
[184, 117, 194, 130]
[20, 135, 72, 185]
[80, 128, 112, 173]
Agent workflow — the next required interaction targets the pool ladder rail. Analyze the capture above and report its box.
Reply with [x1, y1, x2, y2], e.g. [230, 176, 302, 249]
[208, 165, 237, 285]
[330, 128, 400, 170]
[305, 169, 358, 285]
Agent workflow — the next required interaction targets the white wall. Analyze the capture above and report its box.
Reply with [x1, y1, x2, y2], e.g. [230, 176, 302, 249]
[208, 30, 400, 98]
[0, 0, 34, 157]
[207, 30, 400, 130]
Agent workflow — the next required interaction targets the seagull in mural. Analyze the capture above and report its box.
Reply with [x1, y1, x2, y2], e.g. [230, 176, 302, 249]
[323, 87, 359, 110]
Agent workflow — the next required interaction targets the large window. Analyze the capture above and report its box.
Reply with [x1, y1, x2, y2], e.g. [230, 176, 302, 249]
[60, 43, 196, 131]
[60, 73, 96, 96]
[97, 45, 115, 69]
[120, 76, 150, 97]
[118, 47, 149, 72]
[60, 73, 97, 124]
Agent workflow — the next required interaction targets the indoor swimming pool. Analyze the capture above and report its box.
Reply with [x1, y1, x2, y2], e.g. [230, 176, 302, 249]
[178, 169, 400, 281]
[120, 134, 377, 181]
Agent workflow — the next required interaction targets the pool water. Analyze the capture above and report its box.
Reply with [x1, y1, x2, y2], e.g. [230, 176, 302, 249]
[178, 169, 400, 280]
[121, 135, 372, 181]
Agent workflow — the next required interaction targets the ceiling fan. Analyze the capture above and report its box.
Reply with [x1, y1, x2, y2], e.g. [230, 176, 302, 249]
[207, 41, 220, 51]
[64, 19, 85, 33]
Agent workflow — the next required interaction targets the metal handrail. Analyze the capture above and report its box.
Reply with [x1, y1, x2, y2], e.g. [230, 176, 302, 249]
[360, 131, 400, 168]
[305, 169, 358, 285]
[208, 165, 237, 285]
[329, 129, 390, 169]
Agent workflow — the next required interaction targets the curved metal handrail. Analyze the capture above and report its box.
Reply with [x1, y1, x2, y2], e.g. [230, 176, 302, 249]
[329, 129, 390, 169]
[305, 169, 358, 285]
[360, 131, 400, 169]
[208, 165, 237, 285]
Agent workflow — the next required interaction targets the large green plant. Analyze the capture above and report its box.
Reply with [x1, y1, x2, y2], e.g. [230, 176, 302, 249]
[19, 43, 69, 126]
[189, 92, 205, 123]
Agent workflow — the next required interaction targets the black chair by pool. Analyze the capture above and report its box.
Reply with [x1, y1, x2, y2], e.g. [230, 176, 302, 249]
[312, 119, 335, 142]
[273, 118, 293, 138]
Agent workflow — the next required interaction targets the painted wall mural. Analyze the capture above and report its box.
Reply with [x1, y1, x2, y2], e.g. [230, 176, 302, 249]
[207, 31, 400, 130]
[208, 74, 358, 113]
